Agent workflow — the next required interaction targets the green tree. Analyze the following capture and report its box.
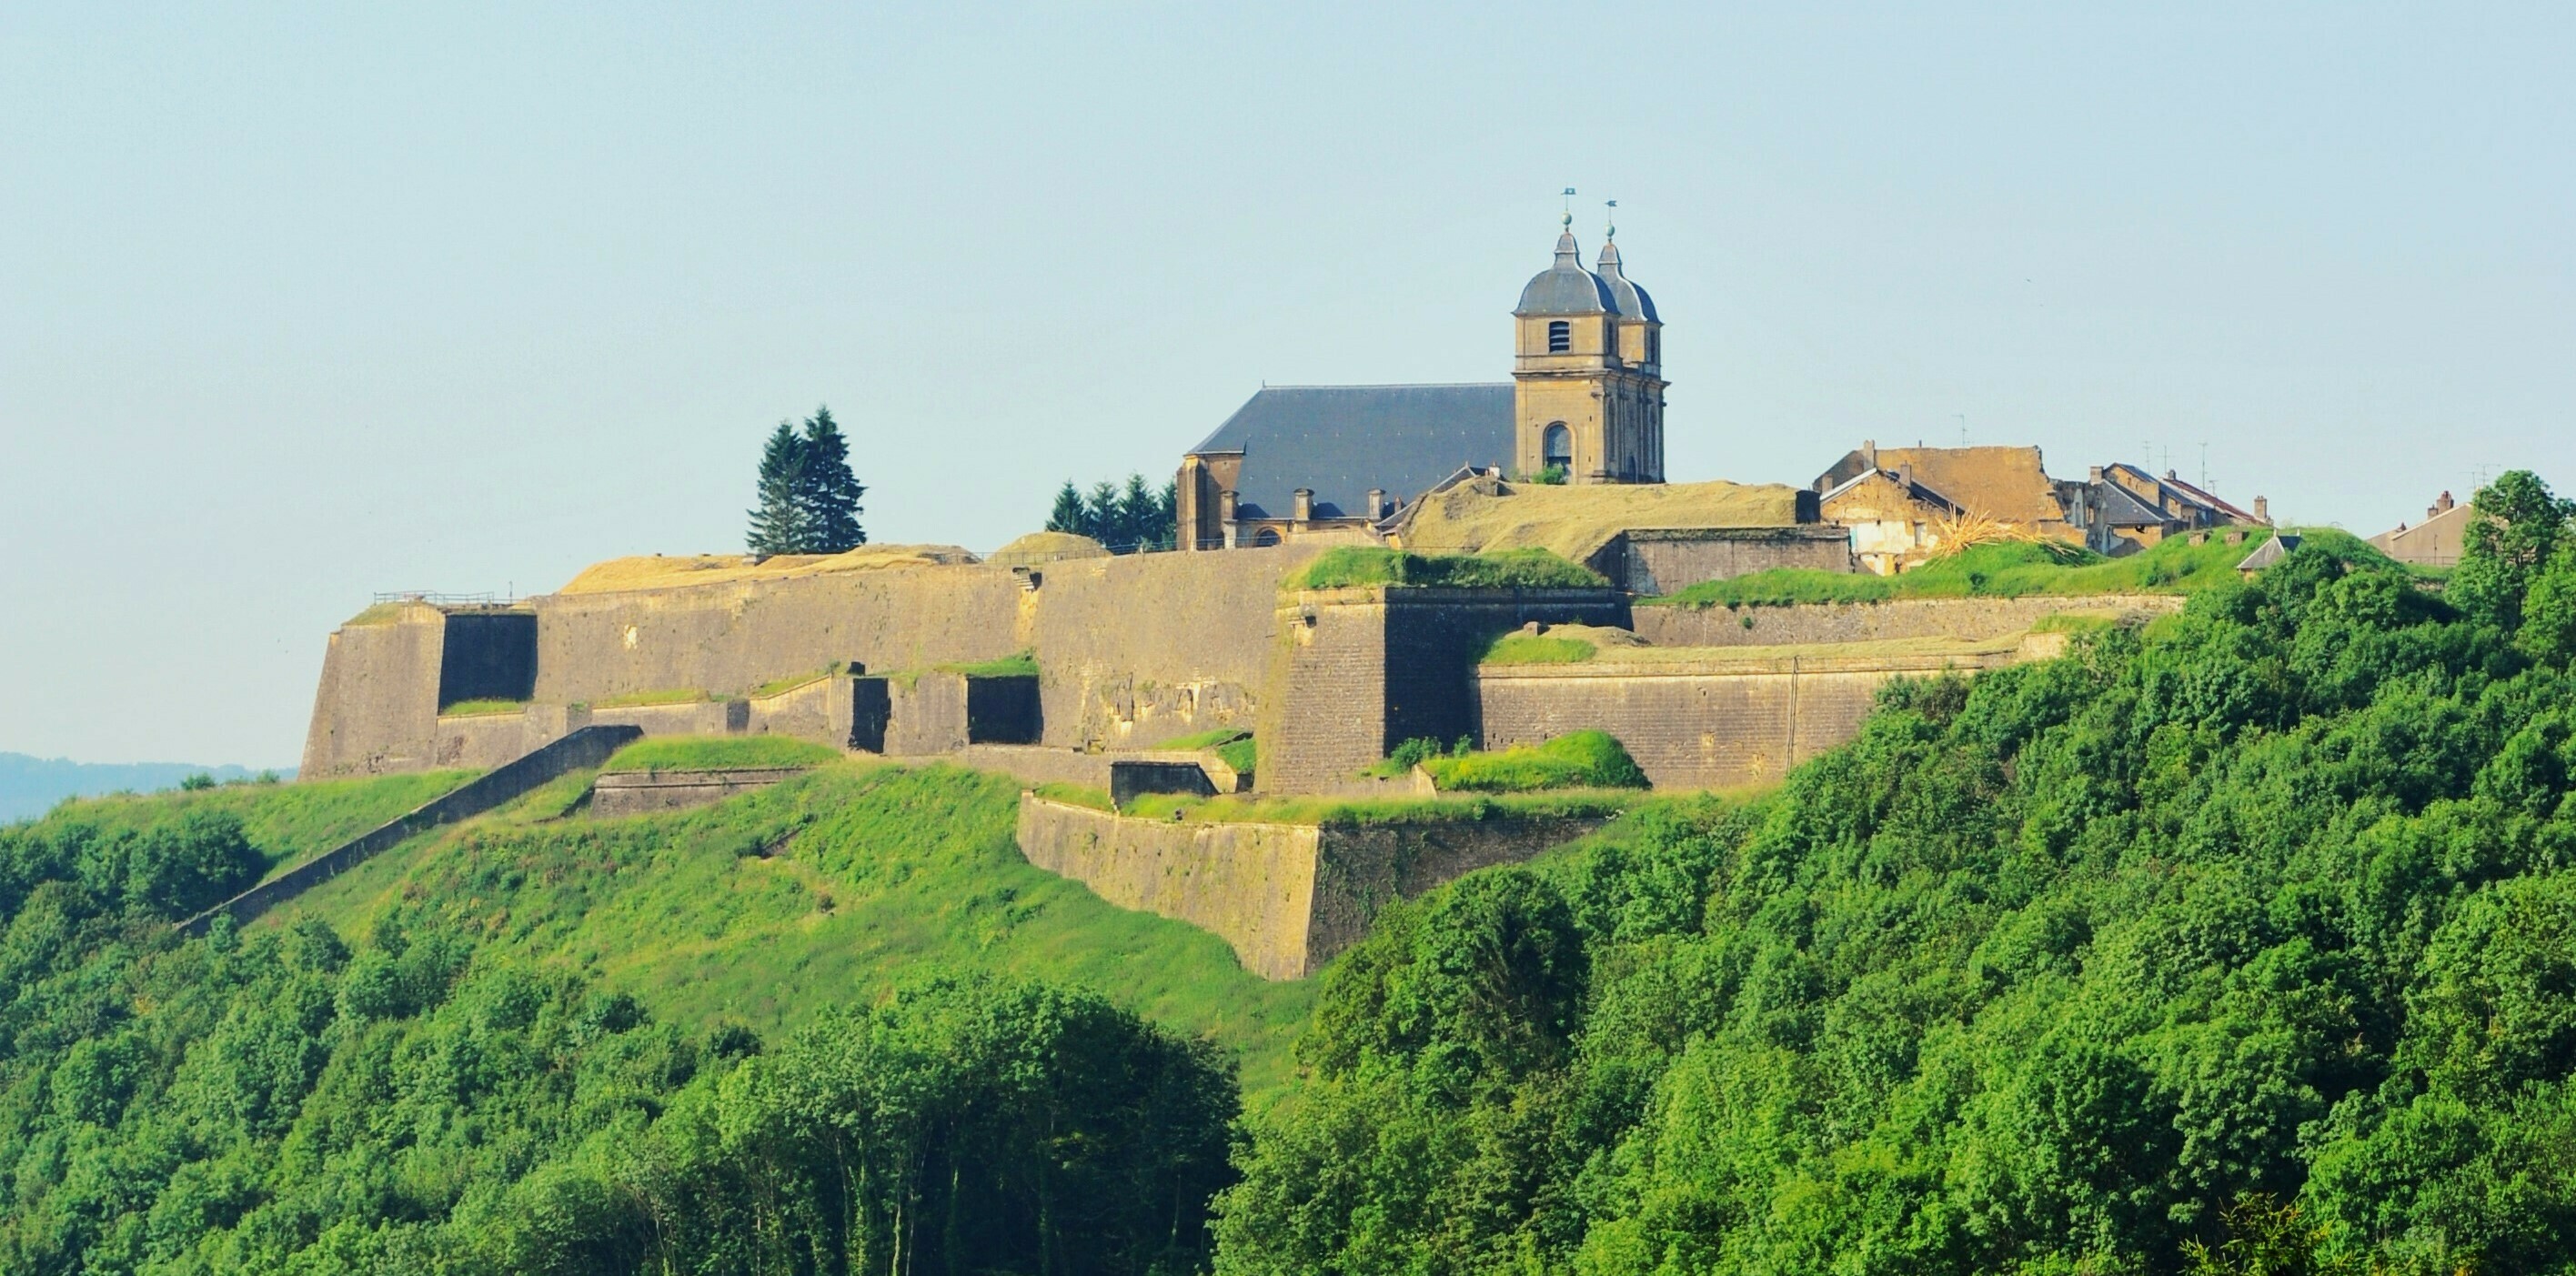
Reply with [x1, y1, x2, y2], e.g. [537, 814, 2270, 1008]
[2453, 468, 2572, 630]
[1045, 479, 1087, 535]
[794, 404, 867, 552]
[745, 420, 812, 556]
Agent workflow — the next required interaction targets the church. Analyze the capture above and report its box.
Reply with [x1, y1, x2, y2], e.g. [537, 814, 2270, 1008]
[1174, 216, 1669, 549]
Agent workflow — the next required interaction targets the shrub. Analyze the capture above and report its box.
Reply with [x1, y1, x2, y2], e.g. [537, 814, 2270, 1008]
[1421, 730, 1648, 792]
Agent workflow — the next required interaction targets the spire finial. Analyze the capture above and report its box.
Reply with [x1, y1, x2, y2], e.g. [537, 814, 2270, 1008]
[1561, 186, 1575, 229]
[1605, 198, 1617, 241]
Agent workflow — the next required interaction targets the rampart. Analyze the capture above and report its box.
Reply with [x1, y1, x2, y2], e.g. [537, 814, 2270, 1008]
[1014, 795, 1608, 979]
[303, 547, 1320, 779]
[1476, 648, 2027, 790]
[1256, 587, 1629, 793]
[1633, 594, 2183, 648]
[589, 766, 811, 817]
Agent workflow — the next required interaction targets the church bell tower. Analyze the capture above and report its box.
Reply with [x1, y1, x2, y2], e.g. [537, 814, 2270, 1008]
[1512, 210, 1665, 484]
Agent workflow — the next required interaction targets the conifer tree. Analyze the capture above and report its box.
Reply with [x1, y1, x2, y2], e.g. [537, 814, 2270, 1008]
[794, 406, 867, 552]
[746, 421, 812, 556]
[1084, 480, 1122, 548]
[1044, 481, 1087, 536]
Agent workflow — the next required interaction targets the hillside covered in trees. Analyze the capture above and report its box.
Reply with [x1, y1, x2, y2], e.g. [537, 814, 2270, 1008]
[5, 473, 2575, 1274]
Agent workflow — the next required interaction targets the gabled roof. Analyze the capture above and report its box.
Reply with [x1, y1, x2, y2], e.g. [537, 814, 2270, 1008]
[2158, 473, 2260, 524]
[1815, 446, 2068, 525]
[1818, 467, 1966, 516]
[1187, 384, 1515, 521]
[2237, 532, 2300, 573]
[2087, 479, 2174, 528]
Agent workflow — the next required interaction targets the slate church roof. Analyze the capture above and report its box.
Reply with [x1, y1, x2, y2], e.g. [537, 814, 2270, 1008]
[1187, 384, 1515, 520]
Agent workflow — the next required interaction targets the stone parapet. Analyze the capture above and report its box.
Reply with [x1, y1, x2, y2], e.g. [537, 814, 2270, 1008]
[589, 767, 811, 817]
[1633, 593, 2182, 648]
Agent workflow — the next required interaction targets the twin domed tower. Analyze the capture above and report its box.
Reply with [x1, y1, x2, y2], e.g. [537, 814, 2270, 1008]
[1513, 214, 1666, 484]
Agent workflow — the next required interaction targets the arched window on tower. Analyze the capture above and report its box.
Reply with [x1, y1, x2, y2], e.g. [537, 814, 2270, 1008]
[1546, 320, 1571, 353]
[1543, 423, 1573, 473]
[1253, 527, 1283, 548]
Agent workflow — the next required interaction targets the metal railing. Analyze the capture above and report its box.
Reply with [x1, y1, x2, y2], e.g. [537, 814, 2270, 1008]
[371, 590, 518, 607]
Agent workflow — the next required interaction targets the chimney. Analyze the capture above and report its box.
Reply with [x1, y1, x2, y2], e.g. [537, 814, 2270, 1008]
[1899, 462, 1915, 489]
[1293, 487, 1313, 527]
[2088, 465, 2104, 484]
[1367, 487, 1386, 520]
[1218, 488, 1237, 526]
[1863, 439, 1878, 469]
[2253, 496, 2270, 525]
[2164, 468, 2179, 482]
[2436, 490, 2455, 514]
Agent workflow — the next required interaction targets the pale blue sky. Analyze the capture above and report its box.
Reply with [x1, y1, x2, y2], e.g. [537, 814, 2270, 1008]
[4, 2, 2570, 766]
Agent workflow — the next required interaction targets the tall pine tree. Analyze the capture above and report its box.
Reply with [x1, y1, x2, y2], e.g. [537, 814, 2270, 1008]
[745, 421, 812, 556]
[795, 406, 867, 552]
[1045, 481, 1086, 536]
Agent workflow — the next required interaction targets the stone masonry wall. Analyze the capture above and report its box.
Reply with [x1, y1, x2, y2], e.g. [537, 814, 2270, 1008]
[528, 566, 1029, 706]
[1016, 797, 1323, 980]
[1614, 527, 1853, 596]
[300, 608, 447, 779]
[1015, 796, 1609, 979]
[1029, 545, 1321, 749]
[1633, 594, 2183, 648]
[1477, 652, 2021, 790]
[1303, 816, 1611, 970]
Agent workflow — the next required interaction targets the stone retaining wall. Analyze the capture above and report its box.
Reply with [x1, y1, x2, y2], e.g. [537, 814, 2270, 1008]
[589, 767, 810, 817]
[1014, 796, 1607, 979]
[1476, 649, 2025, 790]
[1632, 593, 2182, 648]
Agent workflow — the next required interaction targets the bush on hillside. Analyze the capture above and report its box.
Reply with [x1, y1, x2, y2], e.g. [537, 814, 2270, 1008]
[1290, 547, 1609, 590]
[1216, 474, 2576, 1275]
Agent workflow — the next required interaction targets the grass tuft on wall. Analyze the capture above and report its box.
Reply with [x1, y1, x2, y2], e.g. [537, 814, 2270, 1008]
[1420, 729, 1650, 792]
[1288, 547, 1609, 591]
[601, 735, 844, 773]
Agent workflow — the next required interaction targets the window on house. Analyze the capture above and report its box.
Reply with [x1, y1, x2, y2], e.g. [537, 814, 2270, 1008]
[1253, 527, 1283, 548]
[1646, 329, 1659, 363]
[1547, 320, 1570, 353]
[1543, 424, 1573, 470]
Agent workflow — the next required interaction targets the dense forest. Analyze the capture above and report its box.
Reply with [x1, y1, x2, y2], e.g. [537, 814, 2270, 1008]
[5, 472, 2574, 1273]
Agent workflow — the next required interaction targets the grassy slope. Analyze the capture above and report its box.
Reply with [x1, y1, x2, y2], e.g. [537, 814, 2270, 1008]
[602, 734, 843, 771]
[270, 759, 1321, 1096]
[44, 770, 476, 876]
[1650, 528, 2299, 607]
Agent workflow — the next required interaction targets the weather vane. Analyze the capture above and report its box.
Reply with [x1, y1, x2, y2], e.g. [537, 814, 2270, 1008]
[1562, 186, 1575, 228]
[1605, 198, 1617, 240]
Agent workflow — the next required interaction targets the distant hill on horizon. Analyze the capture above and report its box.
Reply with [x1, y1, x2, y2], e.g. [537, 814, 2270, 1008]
[0, 753, 290, 823]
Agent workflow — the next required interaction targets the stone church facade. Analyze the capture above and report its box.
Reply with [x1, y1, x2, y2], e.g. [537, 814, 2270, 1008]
[1176, 219, 1669, 550]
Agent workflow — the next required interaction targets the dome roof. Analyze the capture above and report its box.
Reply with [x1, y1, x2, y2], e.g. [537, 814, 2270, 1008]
[1515, 229, 1615, 316]
[1595, 240, 1658, 322]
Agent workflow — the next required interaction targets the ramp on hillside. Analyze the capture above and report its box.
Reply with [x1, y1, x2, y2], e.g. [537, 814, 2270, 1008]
[177, 725, 643, 936]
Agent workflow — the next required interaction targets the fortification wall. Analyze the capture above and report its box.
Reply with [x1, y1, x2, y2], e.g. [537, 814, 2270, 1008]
[1633, 594, 2182, 648]
[1016, 797, 1323, 980]
[1303, 816, 1610, 968]
[1257, 587, 1629, 794]
[1029, 545, 1319, 749]
[1476, 651, 2020, 790]
[1014, 796, 1608, 978]
[589, 767, 810, 817]
[527, 565, 1029, 705]
[1610, 527, 1853, 596]
[301, 608, 447, 779]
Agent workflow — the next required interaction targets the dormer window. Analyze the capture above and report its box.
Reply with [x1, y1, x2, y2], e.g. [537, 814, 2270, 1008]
[1547, 320, 1571, 353]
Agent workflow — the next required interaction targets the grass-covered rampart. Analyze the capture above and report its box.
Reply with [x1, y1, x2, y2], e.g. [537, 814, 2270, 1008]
[1651, 527, 2313, 608]
[1288, 546, 1609, 590]
[599, 734, 842, 772]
